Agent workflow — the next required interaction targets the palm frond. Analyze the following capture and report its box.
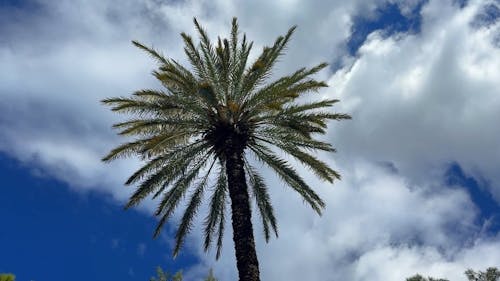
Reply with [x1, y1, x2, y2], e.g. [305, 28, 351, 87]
[193, 18, 221, 97]
[229, 35, 252, 102]
[173, 158, 217, 257]
[132, 40, 169, 65]
[239, 26, 297, 99]
[242, 62, 329, 112]
[244, 159, 278, 241]
[249, 144, 325, 215]
[271, 143, 340, 182]
[101, 95, 180, 116]
[125, 140, 208, 184]
[203, 163, 228, 258]
[124, 142, 211, 209]
[113, 118, 204, 137]
[230, 17, 239, 58]
[153, 152, 213, 238]
[102, 138, 150, 162]
[144, 130, 204, 155]
[180, 32, 206, 78]
[281, 99, 340, 114]
[215, 200, 226, 259]
[254, 127, 336, 152]
[268, 116, 327, 137]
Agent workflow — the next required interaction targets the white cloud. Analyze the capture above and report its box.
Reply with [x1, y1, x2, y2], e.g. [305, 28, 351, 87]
[193, 161, 491, 281]
[353, 237, 500, 281]
[330, 0, 500, 200]
[0, 0, 499, 281]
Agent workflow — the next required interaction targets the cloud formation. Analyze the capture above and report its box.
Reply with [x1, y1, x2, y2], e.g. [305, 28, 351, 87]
[330, 0, 500, 200]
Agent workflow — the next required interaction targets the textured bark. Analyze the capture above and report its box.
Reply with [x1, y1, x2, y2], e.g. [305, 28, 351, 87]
[225, 146, 261, 281]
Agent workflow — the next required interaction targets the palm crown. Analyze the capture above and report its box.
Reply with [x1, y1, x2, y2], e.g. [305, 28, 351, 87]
[102, 17, 350, 260]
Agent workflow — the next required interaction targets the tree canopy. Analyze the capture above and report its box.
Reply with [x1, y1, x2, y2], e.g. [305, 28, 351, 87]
[407, 267, 500, 281]
[0, 274, 15, 281]
[149, 267, 218, 281]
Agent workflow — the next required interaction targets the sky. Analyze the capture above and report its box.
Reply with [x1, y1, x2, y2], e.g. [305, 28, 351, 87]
[0, 0, 499, 280]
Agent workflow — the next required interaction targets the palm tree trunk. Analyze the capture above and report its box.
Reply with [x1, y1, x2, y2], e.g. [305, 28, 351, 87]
[225, 148, 261, 281]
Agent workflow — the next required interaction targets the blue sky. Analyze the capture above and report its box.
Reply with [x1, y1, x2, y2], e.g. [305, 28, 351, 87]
[0, 154, 198, 280]
[1, 0, 499, 281]
[347, 1, 425, 55]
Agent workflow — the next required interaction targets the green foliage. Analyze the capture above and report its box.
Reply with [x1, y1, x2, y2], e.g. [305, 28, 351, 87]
[149, 267, 218, 281]
[465, 267, 500, 281]
[150, 267, 182, 281]
[103, 17, 349, 259]
[0, 274, 15, 281]
[204, 269, 218, 281]
[406, 274, 448, 281]
[407, 267, 499, 281]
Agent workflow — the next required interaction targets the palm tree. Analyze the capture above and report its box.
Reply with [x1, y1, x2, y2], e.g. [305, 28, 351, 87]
[102, 17, 349, 281]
